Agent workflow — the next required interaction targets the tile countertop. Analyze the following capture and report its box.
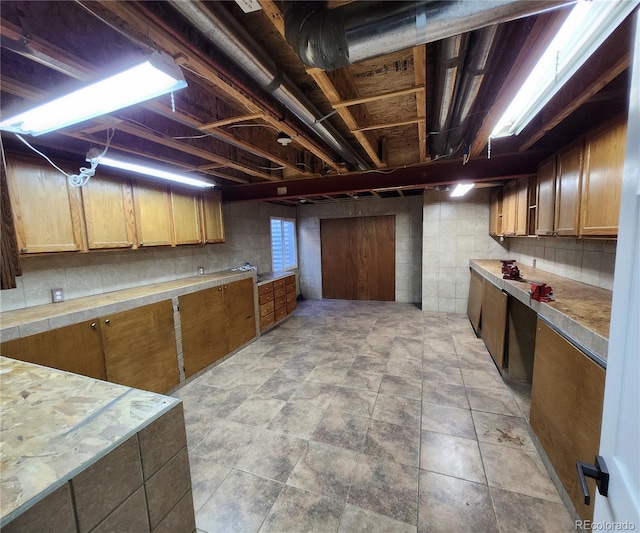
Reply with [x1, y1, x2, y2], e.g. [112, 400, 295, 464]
[0, 356, 178, 526]
[0, 269, 256, 342]
[470, 260, 611, 366]
[256, 270, 296, 287]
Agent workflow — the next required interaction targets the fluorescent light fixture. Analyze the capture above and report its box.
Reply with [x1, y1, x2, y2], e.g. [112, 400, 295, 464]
[450, 183, 475, 197]
[99, 156, 214, 189]
[0, 51, 187, 136]
[491, 0, 636, 139]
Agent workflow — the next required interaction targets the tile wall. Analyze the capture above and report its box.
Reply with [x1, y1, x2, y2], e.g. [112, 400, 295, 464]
[1, 202, 295, 312]
[297, 196, 423, 303]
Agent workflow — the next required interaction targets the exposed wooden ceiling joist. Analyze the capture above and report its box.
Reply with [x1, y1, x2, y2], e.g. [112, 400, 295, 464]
[332, 86, 425, 108]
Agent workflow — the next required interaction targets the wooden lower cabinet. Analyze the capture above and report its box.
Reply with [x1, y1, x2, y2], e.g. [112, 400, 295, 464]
[259, 274, 297, 332]
[179, 278, 257, 378]
[1, 320, 107, 380]
[481, 281, 508, 369]
[101, 300, 179, 393]
[530, 320, 605, 522]
[467, 269, 483, 334]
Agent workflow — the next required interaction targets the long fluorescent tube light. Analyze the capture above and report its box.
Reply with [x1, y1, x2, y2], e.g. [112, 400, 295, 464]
[451, 183, 475, 197]
[99, 156, 215, 189]
[491, 0, 636, 139]
[0, 51, 187, 136]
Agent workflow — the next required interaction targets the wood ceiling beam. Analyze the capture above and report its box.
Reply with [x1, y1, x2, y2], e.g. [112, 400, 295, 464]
[332, 86, 425, 108]
[307, 68, 384, 168]
[258, 1, 286, 37]
[413, 46, 427, 162]
[200, 113, 264, 130]
[354, 118, 423, 133]
[222, 150, 548, 202]
[518, 16, 632, 152]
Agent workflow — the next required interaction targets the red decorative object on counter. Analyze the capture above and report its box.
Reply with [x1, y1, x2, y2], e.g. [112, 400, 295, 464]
[530, 282, 554, 302]
[500, 259, 523, 281]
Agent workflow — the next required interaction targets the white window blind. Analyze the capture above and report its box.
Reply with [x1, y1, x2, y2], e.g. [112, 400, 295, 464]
[270, 217, 297, 271]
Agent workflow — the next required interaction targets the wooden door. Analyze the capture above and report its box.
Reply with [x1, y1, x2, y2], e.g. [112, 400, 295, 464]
[555, 141, 584, 236]
[101, 300, 179, 393]
[224, 278, 257, 352]
[202, 191, 225, 243]
[82, 175, 136, 249]
[488, 188, 502, 236]
[1, 320, 106, 380]
[179, 287, 227, 378]
[321, 215, 395, 301]
[467, 269, 483, 334]
[7, 157, 83, 253]
[530, 320, 605, 521]
[171, 188, 202, 245]
[581, 117, 627, 236]
[501, 181, 517, 236]
[133, 181, 173, 247]
[535, 157, 556, 236]
[481, 281, 508, 369]
[515, 177, 529, 236]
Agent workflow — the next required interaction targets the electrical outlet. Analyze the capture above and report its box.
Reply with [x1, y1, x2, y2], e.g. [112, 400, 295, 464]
[51, 288, 64, 303]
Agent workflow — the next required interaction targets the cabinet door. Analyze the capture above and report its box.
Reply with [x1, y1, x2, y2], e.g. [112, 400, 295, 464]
[82, 175, 136, 249]
[179, 287, 227, 378]
[101, 300, 179, 393]
[580, 118, 627, 236]
[555, 141, 584, 236]
[481, 281, 508, 369]
[530, 320, 605, 522]
[1, 320, 106, 380]
[467, 269, 483, 334]
[515, 177, 529, 236]
[489, 188, 502, 236]
[172, 188, 202, 245]
[202, 192, 225, 243]
[133, 181, 173, 247]
[501, 181, 517, 236]
[224, 278, 256, 352]
[535, 157, 556, 236]
[7, 157, 83, 253]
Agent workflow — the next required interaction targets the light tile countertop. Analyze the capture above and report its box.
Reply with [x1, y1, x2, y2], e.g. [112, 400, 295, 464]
[0, 357, 178, 526]
[470, 259, 611, 366]
[0, 269, 256, 342]
[256, 270, 296, 287]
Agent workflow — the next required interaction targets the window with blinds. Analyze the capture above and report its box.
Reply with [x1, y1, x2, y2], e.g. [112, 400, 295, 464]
[270, 217, 297, 271]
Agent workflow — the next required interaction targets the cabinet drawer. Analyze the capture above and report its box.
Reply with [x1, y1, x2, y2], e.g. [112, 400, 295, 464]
[275, 307, 287, 321]
[274, 296, 286, 310]
[285, 275, 295, 286]
[286, 292, 296, 303]
[258, 283, 274, 296]
[273, 278, 286, 290]
[259, 301, 274, 318]
[274, 287, 286, 299]
[259, 292, 274, 305]
[287, 300, 297, 313]
[260, 314, 275, 330]
[286, 283, 295, 294]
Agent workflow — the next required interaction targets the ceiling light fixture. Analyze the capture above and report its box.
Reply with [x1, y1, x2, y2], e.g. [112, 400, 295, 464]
[450, 183, 475, 198]
[0, 51, 187, 136]
[98, 156, 215, 189]
[276, 131, 293, 146]
[490, 0, 636, 139]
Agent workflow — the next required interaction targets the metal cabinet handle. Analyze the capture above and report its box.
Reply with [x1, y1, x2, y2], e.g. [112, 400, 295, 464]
[218, 287, 222, 291]
[105, 319, 111, 324]
[576, 456, 609, 505]
[129, 242, 134, 247]
[21, 247, 27, 253]
[91, 322, 97, 328]
[139, 242, 144, 246]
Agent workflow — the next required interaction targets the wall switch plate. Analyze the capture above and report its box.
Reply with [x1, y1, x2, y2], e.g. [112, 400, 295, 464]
[197, 266, 205, 275]
[51, 288, 64, 303]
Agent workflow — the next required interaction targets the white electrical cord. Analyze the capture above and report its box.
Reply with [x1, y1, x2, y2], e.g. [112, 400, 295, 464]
[15, 128, 114, 187]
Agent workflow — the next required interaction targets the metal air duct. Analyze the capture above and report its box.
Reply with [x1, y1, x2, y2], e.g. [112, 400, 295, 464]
[169, 0, 370, 171]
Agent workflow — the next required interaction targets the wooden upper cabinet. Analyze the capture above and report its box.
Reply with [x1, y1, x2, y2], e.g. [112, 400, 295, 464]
[501, 181, 517, 236]
[535, 156, 556, 236]
[202, 191, 225, 243]
[581, 117, 627, 236]
[7, 157, 84, 253]
[515, 176, 529, 236]
[81, 175, 136, 250]
[555, 140, 584, 236]
[132, 180, 173, 247]
[489, 188, 502, 236]
[171, 188, 202, 245]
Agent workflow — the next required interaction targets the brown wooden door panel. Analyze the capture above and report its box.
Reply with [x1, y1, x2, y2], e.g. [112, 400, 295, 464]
[201, 191, 225, 243]
[467, 269, 483, 334]
[555, 141, 584, 236]
[535, 157, 556, 236]
[530, 320, 605, 521]
[481, 282, 508, 369]
[321, 215, 395, 301]
[133, 181, 173, 247]
[1, 320, 106, 380]
[224, 278, 256, 352]
[172, 188, 202, 245]
[102, 300, 179, 393]
[179, 287, 227, 378]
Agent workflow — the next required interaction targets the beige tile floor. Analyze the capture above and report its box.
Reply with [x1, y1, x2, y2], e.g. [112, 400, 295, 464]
[172, 300, 575, 533]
